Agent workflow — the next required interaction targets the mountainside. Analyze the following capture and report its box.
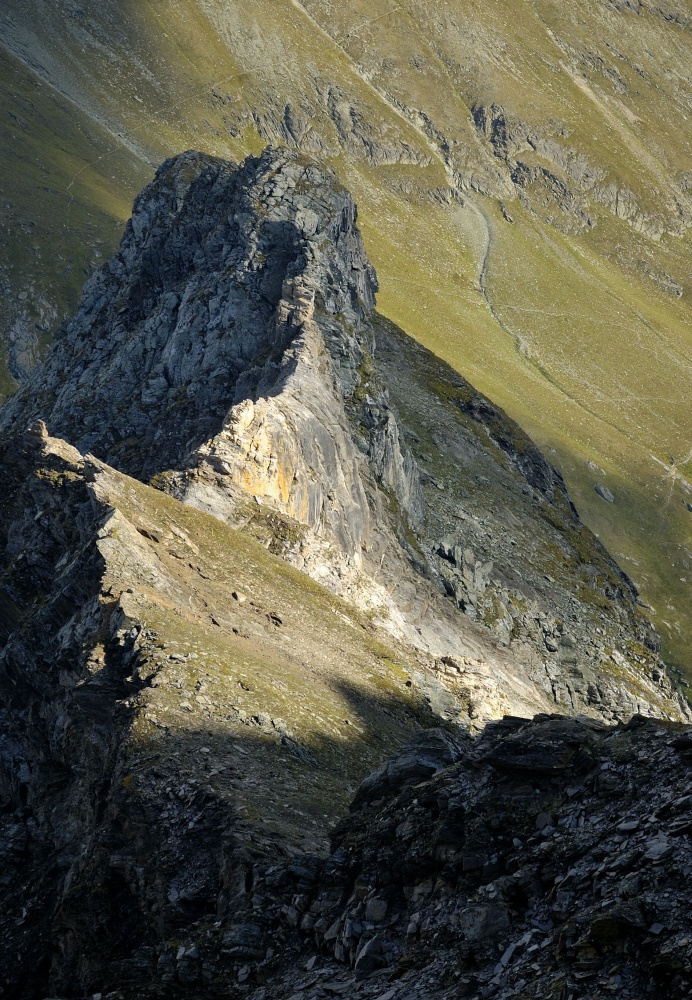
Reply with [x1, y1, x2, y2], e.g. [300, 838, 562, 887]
[0, 149, 690, 998]
[0, 0, 691, 672]
[3, 147, 686, 726]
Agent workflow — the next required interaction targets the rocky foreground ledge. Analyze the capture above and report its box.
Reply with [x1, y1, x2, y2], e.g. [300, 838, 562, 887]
[38, 712, 689, 1000]
[0, 435, 689, 1000]
[169, 714, 692, 1000]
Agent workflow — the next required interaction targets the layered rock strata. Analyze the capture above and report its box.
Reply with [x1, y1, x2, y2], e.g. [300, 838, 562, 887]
[0, 427, 437, 996]
[222, 713, 692, 1000]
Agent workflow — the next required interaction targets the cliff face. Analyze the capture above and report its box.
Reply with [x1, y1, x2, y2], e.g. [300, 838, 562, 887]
[0, 150, 690, 997]
[0, 148, 415, 583]
[2, 0, 692, 683]
[2, 147, 685, 728]
[0, 428, 439, 996]
[0, 149, 376, 479]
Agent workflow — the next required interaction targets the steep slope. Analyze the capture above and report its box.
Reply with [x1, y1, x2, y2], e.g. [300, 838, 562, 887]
[0, 145, 689, 1000]
[2, 147, 685, 727]
[0, 42, 151, 388]
[231, 714, 692, 1000]
[0, 0, 691, 675]
[0, 427, 436, 995]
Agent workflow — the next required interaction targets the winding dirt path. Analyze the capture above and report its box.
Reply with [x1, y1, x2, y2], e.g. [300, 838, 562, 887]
[287, 1, 538, 355]
[288, 1, 498, 297]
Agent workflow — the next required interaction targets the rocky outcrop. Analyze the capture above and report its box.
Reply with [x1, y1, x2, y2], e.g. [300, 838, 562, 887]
[469, 100, 691, 239]
[1, 148, 687, 730]
[7, 687, 686, 998]
[1, 149, 374, 477]
[0, 147, 419, 583]
[0, 431, 132, 996]
[0, 149, 691, 999]
[229, 713, 692, 1000]
[0, 427, 440, 997]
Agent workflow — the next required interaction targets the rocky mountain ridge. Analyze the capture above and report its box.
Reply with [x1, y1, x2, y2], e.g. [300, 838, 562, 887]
[3, 0, 692, 676]
[2, 0, 692, 684]
[0, 426, 439, 995]
[0, 148, 689, 998]
[2, 146, 686, 727]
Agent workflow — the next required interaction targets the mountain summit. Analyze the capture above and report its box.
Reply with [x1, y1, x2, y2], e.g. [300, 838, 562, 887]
[2, 0, 691, 675]
[0, 149, 689, 997]
[2, 147, 684, 724]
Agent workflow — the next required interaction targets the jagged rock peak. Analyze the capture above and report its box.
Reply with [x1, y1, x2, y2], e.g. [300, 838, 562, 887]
[0, 146, 429, 621]
[0, 146, 686, 730]
[0, 147, 378, 479]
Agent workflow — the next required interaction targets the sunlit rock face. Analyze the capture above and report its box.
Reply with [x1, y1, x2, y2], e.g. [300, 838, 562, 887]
[2, 147, 687, 725]
[0, 147, 420, 571]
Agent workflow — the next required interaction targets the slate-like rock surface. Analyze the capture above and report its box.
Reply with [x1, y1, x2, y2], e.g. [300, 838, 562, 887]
[0, 427, 439, 997]
[227, 714, 692, 1000]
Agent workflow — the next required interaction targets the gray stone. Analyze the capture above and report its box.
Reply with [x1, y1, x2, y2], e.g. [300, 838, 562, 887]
[221, 924, 265, 959]
[459, 904, 510, 942]
[595, 483, 615, 503]
[354, 935, 384, 978]
[351, 728, 469, 809]
[365, 898, 388, 923]
[535, 812, 555, 830]
[644, 837, 672, 861]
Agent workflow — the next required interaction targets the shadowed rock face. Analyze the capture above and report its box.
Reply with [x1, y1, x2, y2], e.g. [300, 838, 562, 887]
[0, 147, 419, 572]
[0, 429, 437, 998]
[0, 148, 377, 478]
[238, 713, 692, 1000]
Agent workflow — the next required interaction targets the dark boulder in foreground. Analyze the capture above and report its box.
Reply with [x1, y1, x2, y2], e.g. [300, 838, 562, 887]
[235, 713, 692, 1000]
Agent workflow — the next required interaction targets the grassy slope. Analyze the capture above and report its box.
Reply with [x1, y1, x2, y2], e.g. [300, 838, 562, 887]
[0, 44, 151, 389]
[92, 459, 433, 849]
[296, 0, 692, 670]
[0, 0, 690, 671]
